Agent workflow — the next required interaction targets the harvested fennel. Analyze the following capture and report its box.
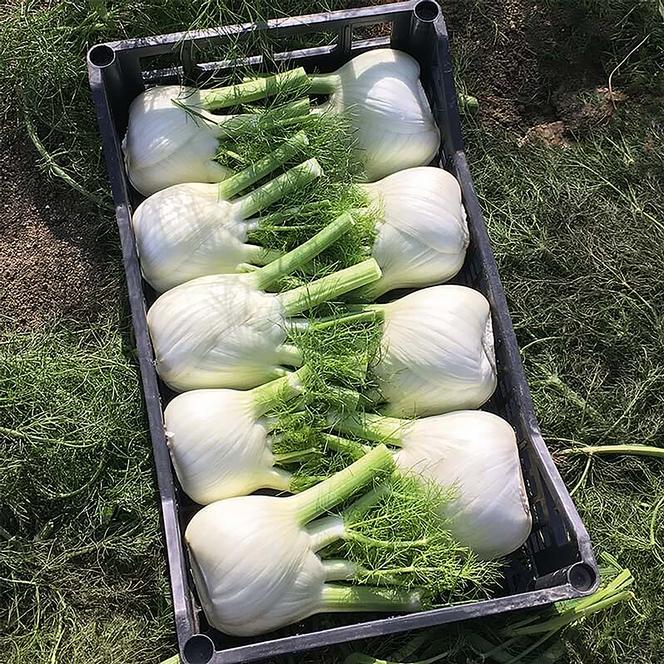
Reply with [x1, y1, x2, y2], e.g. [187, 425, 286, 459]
[186, 445, 498, 636]
[327, 410, 532, 559]
[147, 212, 381, 391]
[123, 82, 310, 195]
[292, 285, 497, 416]
[165, 378, 529, 559]
[354, 166, 468, 298]
[138, 162, 468, 296]
[133, 143, 322, 292]
[239, 49, 441, 180]
[307, 49, 440, 180]
[124, 49, 439, 194]
[164, 366, 315, 504]
[365, 285, 497, 416]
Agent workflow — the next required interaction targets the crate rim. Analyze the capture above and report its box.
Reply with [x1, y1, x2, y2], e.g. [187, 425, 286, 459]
[87, 0, 417, 60]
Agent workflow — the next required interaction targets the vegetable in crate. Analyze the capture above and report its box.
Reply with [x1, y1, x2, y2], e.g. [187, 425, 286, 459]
[186, 445, 498, 636]
[164, 366, 315, 504]
[245, 49, 441, 180]
[307, 49, 440, 180]
[354, 166, 468, 299]
[133, 136, 318, 292]
[124, 48, 439, 193]
[123, 68, 310, 195]
[147, 212, 381, 391]
[296, 285, 497, 416]
[165, 376, 529, 558]
[136, 160, 468, 296]
[328, 411, 531, 559]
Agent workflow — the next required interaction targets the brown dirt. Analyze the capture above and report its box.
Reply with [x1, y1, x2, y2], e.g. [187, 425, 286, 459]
[518, 120, 570, 148]
[0, 127, 120, 329]
[441, 0, 607, 132]
[553, 86, 628, 134]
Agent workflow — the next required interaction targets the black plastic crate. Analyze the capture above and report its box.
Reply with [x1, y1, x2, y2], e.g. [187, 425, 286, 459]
[87, 2, 598, 662]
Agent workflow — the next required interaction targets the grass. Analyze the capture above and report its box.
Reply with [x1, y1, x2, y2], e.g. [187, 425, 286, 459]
[0, 322, 173, 663]
[1, 0, 663, 662]
[463, 104, 664, 663]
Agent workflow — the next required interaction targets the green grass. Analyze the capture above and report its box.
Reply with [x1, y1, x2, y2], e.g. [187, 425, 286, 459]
[464, 105, 664, 663]
[0, 322, 173, 663]
[1, 0, 664, 662]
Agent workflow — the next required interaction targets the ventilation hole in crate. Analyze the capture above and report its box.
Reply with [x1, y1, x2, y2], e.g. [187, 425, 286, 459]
[88, 44, 115, 68]
[278, 28, 346, 56]
[139, 52, 184, 85]
[569, 562, 597, 591]
[414, 0, 441, 22]
[187, 28, 344, 83]
[355, 21, 393, 41]
[183, 634, 215, 664]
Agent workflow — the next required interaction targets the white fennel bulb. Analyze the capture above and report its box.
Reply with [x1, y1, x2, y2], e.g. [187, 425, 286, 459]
[149, 273, 291, 391]
[356, 166, 468, 298]
[164, 368, 310, 503]
[134, 160, 468, 296]
[148, 214, 382, 391]
[185, 445, 423, 636]
[123, 73, 310, 195]
[133, 146, 316, 292]
[188, 493, 329, 636]
[123, 51, 439, 193]
[341, 285, 496, 416]
[333, 410, 531, 559]
[310, 49, 440, 180]
[123, 86, 231, 196]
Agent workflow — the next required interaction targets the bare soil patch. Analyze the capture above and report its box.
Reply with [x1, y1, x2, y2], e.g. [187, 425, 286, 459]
[0, 127, 119, 329]
[442, 0, 608, 131]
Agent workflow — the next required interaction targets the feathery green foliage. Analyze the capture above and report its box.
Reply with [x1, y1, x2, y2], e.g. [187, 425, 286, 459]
[0, 322, 173, 663]
[328, 474, 502, 601]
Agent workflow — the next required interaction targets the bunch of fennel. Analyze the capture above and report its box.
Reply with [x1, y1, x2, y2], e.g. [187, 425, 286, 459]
[146, 211, 382, 391]
[121, 42, 535, 641]
[165, 374, 530, 559]
[123, 49, 440, 194]
[137, 155, 469, 297]
[186, 444, 499, 636]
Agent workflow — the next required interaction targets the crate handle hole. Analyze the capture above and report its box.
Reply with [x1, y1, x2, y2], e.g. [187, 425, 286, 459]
[568, 562, 597, 592]
[414, 0, 441, 22]
[183, 634, 215, 664]
[89, 44, 115, 68]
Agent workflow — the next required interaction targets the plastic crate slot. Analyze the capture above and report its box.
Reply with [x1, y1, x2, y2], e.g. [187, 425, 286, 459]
[139, 51, 184, 77]
[353, 20, 393, 42]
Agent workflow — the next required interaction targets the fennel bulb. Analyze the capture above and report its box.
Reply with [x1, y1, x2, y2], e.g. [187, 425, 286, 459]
[369, 285, 496, 416]
[305, 285, 497, 416]
[356, 166, 468, 298]
[186, 445, 495, 636]
[185, 446, 416, 636]
[124, 49, 439, 193]
[309, 49, 441, 180]
[332, 411, 532, 559]
[148, 213, 382, 391]
[123, 75, 310, 195]
[133, 144, 319, 292]
[164, 368, 311, 504]
[136, 161, 468, 297]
